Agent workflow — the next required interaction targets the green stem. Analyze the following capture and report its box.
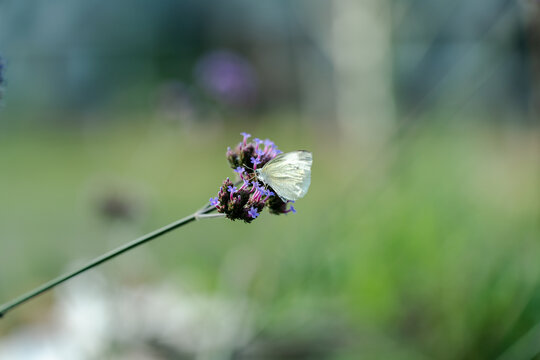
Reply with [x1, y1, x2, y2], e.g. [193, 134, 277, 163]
[0, 204, 217, 318]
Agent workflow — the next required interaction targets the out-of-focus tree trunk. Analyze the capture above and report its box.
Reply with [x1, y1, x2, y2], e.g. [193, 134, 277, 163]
[331, 0, 395, 145]
[528, 3, 540, 119]
[520, 0, 540, 120]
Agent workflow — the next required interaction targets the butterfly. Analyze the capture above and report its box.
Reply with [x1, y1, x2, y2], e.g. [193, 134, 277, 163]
[256, 150, 312, 202]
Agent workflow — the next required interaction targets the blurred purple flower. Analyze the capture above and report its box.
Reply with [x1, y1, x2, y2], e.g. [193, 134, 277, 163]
[195, 50, 258, 108]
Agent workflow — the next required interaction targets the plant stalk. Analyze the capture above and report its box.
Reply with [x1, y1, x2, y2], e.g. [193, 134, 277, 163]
[0, 204, 217, 318]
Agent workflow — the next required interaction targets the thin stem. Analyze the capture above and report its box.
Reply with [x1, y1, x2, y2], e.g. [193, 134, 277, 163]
[195, 213, 226, 220]
[0, 203, 218, 318]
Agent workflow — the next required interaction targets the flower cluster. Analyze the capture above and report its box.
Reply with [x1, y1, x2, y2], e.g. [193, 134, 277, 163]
[209, 132, 296, 223]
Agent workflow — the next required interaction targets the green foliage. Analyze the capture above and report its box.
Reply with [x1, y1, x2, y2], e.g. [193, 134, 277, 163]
[0, 120, 538, 358]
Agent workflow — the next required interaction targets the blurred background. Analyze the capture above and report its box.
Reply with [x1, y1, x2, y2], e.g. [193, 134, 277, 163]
[0, 0, 539, 358]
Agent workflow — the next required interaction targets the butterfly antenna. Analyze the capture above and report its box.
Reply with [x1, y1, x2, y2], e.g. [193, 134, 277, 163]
[242, 164, 259, 182]
[245, 173, 256, 182]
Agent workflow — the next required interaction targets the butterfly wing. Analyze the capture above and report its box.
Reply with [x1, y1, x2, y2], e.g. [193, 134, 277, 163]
[259, 151, 312, 201]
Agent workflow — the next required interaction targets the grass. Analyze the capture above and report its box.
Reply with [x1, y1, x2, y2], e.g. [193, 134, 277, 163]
[0, 116, 538, 358]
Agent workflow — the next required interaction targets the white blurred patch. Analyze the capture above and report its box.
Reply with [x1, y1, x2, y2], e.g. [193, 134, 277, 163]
[0, 272, 254, 359]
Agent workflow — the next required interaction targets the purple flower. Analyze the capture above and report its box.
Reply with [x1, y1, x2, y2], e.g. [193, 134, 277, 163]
[251, 181, 262, 192]
[261, 189, 274, 201]
[289, 205, 296, 213]
[256, 149, 264, 157]
[240, 132, 251, 144]
[234, 166, 245, 175]
[248, 207, 259, 219]
[195, 51, 258, 107]
[251, 157, 261, 166]
[228, 185, 239, 201]
[264, 139, 274, 148]
[209, 197, 219, 207]
[240, 179, 250, 190]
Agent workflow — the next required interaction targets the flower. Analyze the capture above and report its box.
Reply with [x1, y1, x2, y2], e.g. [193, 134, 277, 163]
[251, 181, 262, 193]
[227, 185, 238, 201]
[194, 50, 258, 108]
[240, 179, 250, 190]
[211, 133, 296, 222]
[250, 157, 261, 167]
[247, 207, 259, 219]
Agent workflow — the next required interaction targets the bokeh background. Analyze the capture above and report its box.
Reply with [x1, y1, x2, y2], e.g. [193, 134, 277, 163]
[1, 1, 540, 359]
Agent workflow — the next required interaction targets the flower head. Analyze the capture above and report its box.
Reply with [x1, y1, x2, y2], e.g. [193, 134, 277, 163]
[212, 133, 296, 222]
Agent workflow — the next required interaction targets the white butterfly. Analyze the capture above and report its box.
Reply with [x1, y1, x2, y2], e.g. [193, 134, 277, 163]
[256, 151, 312, 202]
